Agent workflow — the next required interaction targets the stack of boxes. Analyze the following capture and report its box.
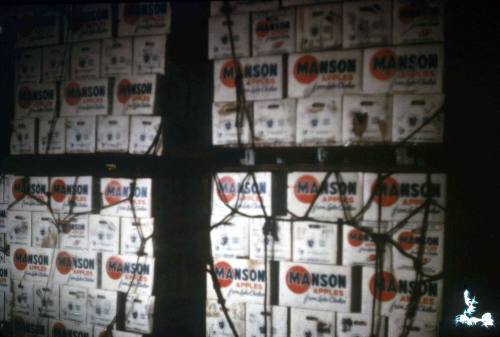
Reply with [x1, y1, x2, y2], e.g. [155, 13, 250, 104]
[0, 175, 156, 336]
[210, 0, 445, 147]
[11, 3, 170, 156]
[208, 171, 446, 336]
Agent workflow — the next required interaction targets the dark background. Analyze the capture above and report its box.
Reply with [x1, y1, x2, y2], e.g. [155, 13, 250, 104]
[1, 1, 499, 337]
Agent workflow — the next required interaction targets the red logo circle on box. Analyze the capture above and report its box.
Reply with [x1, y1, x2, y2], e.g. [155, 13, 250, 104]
[53, 322, 66, 336]
[51, 179, 67, 203]
[397, 230, 415, 251]
[220, 60, 240, 88]
[117, 79, 132, 104]
[348, 228, 365, 247]
[214, 261, 233, 288]
[106, 255, 123, 280]
[370, 49, 397, 81]
[14, 248, 28, 271]
[56, 251, 72, 275]
[294, 175, 320, 204]
[369, 271, 397, 301]
[217, 176, 236, 203]
[64, 82, 81, 106]
[372, 176, 399, 207]
[105, 180, 123, 205]
[12, 178, 26, 201]
[294, 55, 319, 84]
[286, 265, 311, 294]
[18, 87, 33, 109]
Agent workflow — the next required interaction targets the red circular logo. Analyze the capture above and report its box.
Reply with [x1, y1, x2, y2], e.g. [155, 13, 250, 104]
[369, 271, 397, 301]
[14, 248, 28, 271]
[370, 49, 397, 81]
[348, 228, 365, 247]
[53, 322, 66, 336]
[117, 79, 132, 104]
[106, 255, 123, 280]
[294, 55, 318, 84]
[397, 230, 415, 251]
[18, 86, 33, 109]
[104, 180, 123, 205]
[372, 176, 399, 207]
[51, 179, 66, 203]
[256, 19, 270, 38]
[214, 261, 233, 288]
[220, 60, 240, 88]
[64, 82, 81, 106]
[12, 178, 26, 201]
[56, 251, 72, 275]
[294, 175, 320, 204]
[216, 176, 236, 203]
[286, 265, 311, 294]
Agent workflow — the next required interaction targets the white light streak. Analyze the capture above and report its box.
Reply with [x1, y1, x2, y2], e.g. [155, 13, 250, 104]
[455, 290, 494, 328]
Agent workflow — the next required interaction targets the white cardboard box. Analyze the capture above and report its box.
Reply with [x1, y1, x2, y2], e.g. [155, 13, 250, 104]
[12, 280, 34, 315]
[65, 4, 112, 42]
[292, 220, 337, 264]
[361, 267, 442, 321]
[288, 50, 362, 98]
[10, 246, 53, 283]
[207, 258, 268, 304]
[129, 116, 163, 155]
[212, 102, 252, 146]
[209, 14, 250, 59]
[120, 217, 154, 256]
[214, 56, 283, 102]
[6, 211, 32, 246]
[133, 35, 167, 75]
[342, 221, 391, 267]
[362, 173, 446, 222]
[296, 96, 342, 145]
[53, 249, 98, 288]
[49, 176, 93, 214]
[252, 10, 295, 56]
[88, 214, 120, 253]
[342, 94, 391, 144]
[246, 304, 288, 337]
[363, 45, 444, 94]
[31, 211, 58, 248]
[97, 116, 130, 152]
[15, 82, 57, 119]
[112, 75, 163, 115]
[33, 284, 59, 319]
[254, 99, 296, 146]
[387, 316, 437, 337]
[210, 1, 279, 15]
[65, 116, 97, 153]
[16, 48, 42, 83]
[392, 94, 444, 143]
[336, 313, 386, 337]
[118, 2, 171, 36]
[249, 219, 291, 261]
[279, 262, 352, 312]
[5, 175, 49, 212]
[125, 294, 155, 333]
[393, 0, 444, 45]
[60, 79, 109, 116]
[87, 288, 118, 326]
[10, 118, 36, 155]
[49, 319, 93, 337]
[287, 172, 363, 219]
[71, 41, 102, 79]
[342, 0, 392, 48]
[59, 215, 89, 250]
[38, 117, 66, 154]
[60, 285, 87, 323]
[100, 178, 152, 218]
[206, 299, 246, 337]
[16, 12, 59, 48]
[12, 314, 48, 337]
[42, 45, 70, 82]
[101, 253, 155, 295]
[210, 215, 250, 259]
[101, 38, 133, 77]
[212, 172, 271, 222]
[296, 3, 342, 52]
[290, 307, 335, 337]
[392, 222, 444, 275]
